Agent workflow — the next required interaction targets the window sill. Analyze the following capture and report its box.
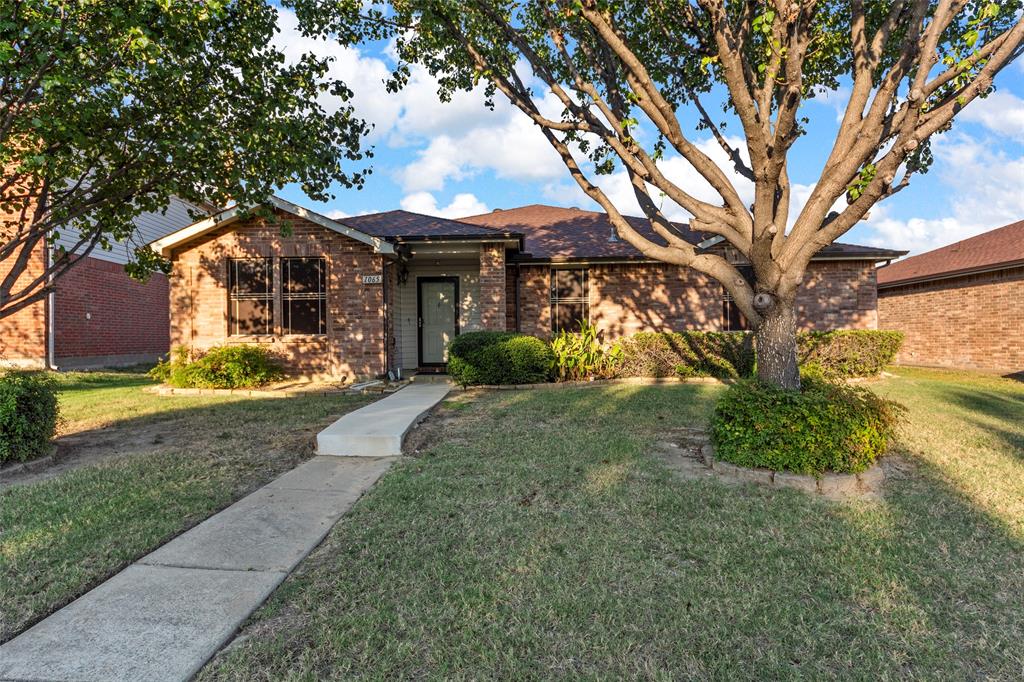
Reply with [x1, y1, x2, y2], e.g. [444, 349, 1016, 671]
[227, 334, 328, 342]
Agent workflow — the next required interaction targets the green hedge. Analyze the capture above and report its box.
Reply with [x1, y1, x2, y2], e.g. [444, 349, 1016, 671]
[710, 378, 904, 475]
[0, 371, 59, 465]
[149, 345, 284, 389]
[448, 331, 554, 386]
[614, 329, 902, 380]
[798, 330, 904, 378]
[614, 331, 755, 380]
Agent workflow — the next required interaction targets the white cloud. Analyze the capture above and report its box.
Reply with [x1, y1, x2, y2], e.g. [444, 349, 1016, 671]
[400, 191, 489, 218]
[862, 133, 1024, 254]
[811, 85, 852, 123]
[274, 8, 568, 193]
[959, 90, 1024, 143]
[273, 9, 400, 138]
[538, 136, 757, 223]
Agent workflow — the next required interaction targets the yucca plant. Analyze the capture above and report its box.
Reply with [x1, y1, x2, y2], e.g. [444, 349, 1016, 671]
[550, 320, 622, 382]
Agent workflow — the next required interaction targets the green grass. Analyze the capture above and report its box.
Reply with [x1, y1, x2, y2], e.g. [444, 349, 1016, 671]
[199, 367, 1024, 680]
[0, 372, 373, 642]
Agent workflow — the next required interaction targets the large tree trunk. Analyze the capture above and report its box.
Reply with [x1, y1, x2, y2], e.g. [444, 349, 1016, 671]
[754, 296, 801, 390]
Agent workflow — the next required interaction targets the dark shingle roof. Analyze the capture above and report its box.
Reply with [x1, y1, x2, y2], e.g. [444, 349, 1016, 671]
[459, 204, 904, 261]
[877, 219, 1024, 286]
[340, 210, 518, 240]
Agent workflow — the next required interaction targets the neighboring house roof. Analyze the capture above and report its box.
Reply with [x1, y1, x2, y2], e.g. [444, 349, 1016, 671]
[877, 219, 1024, 288]
[149, 196, 395, 257]
[341, 210, 521, 241]
[459, 204, 904, 262]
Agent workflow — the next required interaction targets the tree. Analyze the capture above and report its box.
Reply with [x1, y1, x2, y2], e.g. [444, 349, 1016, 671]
[298, 0, 1023, 389]
[0, 0, 370, 321]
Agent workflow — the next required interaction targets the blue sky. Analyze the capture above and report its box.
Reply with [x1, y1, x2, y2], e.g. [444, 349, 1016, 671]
[273, 8, 1024, 256]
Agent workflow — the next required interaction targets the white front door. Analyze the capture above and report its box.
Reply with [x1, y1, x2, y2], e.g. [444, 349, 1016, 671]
[418, 278, 458, 365]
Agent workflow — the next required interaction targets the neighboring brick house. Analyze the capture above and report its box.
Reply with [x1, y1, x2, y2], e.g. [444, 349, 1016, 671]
[152, 197, 903, 380]
[877, 220, 1024, 373]
[0, 198, 200, 369]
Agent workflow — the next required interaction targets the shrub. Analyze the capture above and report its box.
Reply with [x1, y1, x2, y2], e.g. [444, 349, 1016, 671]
[798, 330, 904, 378]
[614, 331, 755, 380]
[613, 329, 901, 380]
[448, 331, 554, 386]
[149, 345, 284, 389]
[550, 320, 622, 381]
[710, 377, 904, 475]
[0, 371, 59, 465]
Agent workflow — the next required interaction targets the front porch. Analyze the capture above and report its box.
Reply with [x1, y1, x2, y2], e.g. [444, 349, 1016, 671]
[385, 241, 508, 376]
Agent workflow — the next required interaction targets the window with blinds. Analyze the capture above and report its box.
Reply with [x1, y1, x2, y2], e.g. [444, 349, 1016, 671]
[282, 257, 327, 335]
[227, 258, 273, 335]
[550, 267, 589, 333]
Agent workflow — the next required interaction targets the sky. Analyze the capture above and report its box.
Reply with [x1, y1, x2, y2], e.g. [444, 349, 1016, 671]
[271, 7, 1024, 257]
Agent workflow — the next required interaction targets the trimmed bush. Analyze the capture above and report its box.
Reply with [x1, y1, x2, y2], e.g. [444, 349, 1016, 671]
[149, 345, 284, 389]
[448, 331, 554, 386]
[0, 371, 59, 465]
[551, 320, 622, 381]
[798, 330, 903, 378]
[710, 378, 904, 475]
[613, 329, 902, 380]
[614, 331, 755, 380]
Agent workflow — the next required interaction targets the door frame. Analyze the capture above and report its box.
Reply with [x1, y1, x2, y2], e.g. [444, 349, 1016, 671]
[416, 276, 460, 368]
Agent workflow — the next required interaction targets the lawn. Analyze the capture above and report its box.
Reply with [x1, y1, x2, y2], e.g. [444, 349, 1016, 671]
[199, 367, 1024, 680]
[0, 371, 373, 643]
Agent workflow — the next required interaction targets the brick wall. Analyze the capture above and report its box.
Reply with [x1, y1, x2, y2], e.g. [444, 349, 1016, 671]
[512, 260, 880, 339]
[0, 173, 46, 365]
[479, 242, 506, 331]
[878, 266, 1024, 372]
[53, 256, 169, 366]
[169, 210, 386, 379]
[795, 260, 878, 331]
[516, 264, 552, 337]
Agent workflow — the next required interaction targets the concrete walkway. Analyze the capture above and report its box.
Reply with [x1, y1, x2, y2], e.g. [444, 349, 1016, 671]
[0, 456, 394, 682]
[317, 381, 451, 456]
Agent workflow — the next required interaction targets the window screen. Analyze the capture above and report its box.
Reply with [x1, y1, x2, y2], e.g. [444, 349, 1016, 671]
[282, 257, 327, 335]
[550, 268, 589, 333]
[227, 258, 273, 335]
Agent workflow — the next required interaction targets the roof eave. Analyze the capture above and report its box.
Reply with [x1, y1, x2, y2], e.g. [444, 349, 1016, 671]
[878, 258, 1024, 289]
[148, 196, 395, 258]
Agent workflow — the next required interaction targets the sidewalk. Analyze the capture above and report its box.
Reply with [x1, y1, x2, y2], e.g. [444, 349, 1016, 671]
[317, 381, 452, 456]
[0, 455, 395, 682]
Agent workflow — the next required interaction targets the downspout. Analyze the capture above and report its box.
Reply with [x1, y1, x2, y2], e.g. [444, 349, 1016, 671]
[46, 244, 58, 370]
[382, 258, 390, 378]
[514, 262, 521, 333]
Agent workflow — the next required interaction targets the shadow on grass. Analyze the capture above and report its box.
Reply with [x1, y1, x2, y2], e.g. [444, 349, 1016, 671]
[1, 375, 374, 643]
[198, 381, 1024, 680]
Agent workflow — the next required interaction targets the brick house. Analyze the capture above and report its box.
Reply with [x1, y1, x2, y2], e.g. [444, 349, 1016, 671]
[878, 220, 1024, 373]
[0, 198, 201, 369]
[151, 197, 904, 380]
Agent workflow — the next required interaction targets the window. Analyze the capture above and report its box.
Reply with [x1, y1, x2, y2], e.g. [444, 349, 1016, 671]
[228, 258, 273, 335]
[282, 257, 327, 335]
[722, 290, 749, 331]
[550, 267, 589, 333]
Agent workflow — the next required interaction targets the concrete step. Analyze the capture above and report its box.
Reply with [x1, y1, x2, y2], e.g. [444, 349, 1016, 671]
[316, 382, 452, 456]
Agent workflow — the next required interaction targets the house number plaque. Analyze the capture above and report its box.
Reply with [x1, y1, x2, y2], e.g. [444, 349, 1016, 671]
[362, 274, 383, 284]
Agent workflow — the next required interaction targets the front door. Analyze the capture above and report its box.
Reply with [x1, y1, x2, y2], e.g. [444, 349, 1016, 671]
[417, 277, 459, 366]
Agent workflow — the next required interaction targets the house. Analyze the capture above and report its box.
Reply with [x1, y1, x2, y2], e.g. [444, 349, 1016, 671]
[877, 219, 1024, 373]
[150, 197, 904, 380]
[0, 198, 202, 369]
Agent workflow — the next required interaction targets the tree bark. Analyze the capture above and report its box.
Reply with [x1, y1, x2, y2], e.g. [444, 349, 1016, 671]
[754, 296, 801, 391]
